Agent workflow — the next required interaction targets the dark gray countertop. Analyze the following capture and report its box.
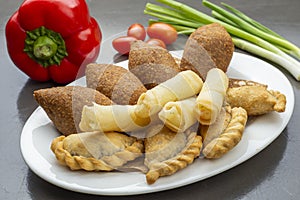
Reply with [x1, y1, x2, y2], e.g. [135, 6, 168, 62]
[1, 0, 300, 199]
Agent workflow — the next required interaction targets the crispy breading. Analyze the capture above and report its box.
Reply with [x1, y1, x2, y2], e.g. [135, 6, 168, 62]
[33, 86, 112, 135]
[86, 63, 147, 105]
[180, 23, 234, 80]
[128, 40, 180, 89]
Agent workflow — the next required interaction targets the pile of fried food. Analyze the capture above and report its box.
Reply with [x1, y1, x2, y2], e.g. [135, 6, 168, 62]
[33, 23, 287, 185]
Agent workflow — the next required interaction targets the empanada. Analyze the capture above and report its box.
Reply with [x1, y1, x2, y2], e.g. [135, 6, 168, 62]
[51, 131, 144, 171]
[226, 80, 286, 115]
[144, 126, 202, 184]
[201, 106, 248, 159]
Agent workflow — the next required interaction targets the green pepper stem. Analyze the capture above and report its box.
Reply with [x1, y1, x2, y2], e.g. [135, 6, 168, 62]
[24, 26, 68, 67]
[33, 36, 58, 60]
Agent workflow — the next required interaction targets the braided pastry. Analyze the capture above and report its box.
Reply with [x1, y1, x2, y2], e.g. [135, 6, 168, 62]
[144, 127, 202, 184]
[202, 107, 247, 159]
[51, 131, 144, 171]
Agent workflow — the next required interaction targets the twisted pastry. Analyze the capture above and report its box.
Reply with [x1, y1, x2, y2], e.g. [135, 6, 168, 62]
[202, 107, 247, 159]
[145, 130, 202, 184]
[51, 131, 144, 171]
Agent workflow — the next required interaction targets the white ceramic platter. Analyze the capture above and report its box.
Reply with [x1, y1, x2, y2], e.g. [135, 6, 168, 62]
[20, 51, 294, 195]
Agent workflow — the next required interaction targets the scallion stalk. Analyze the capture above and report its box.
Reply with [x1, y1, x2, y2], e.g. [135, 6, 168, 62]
[232, 37, 300, 80]
[143, 0, 300, 80]
[211, 10, 237, 27]
[202, 0, 300, 58]
[221, 2, 284, 39]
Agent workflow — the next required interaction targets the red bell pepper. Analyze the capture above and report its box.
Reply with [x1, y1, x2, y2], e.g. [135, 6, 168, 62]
[5, 0, 102, 84]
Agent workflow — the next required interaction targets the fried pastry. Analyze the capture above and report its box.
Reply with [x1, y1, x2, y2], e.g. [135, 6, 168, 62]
[226, 80, 286, 115]
[195, 68, 229, 125]
[135, 70, 203, 119]
[200, 105, 231, 147]
[51, 131, 144, 171]
[79, 103, 151, 133]
[158, 97, 198, 133]
[201, 106, 248, 159]
[33, 86, 112, 136]
[128, 40, 180, 89]
[229, 78, 267, 88]
[180, 23, 234, 79]
[144, 126, 202, 184]
[85, 63, 147, 105]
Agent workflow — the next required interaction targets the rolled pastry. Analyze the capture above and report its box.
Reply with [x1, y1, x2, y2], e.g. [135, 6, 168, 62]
[158, 97, 198, 132]
[135, 70, 203, 119]
[79, 103, 151, 133]
[195, 68, 229, 125]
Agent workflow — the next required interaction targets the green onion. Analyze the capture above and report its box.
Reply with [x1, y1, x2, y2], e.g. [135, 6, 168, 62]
[233, 37, 300, 80]
[211, 10, 237, 27]
[143, 0, 300, 81]
[220, 2, 284, 39]
[202, 0, 300, 58]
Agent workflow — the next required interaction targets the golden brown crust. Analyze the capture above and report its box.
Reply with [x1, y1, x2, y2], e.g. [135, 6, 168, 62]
[144, 127, 202, 184]
[200, 105, 232, 146]
[33, 86, 112, 136]
[86, 63, 147, 105]
[228, 78, 267, 88]
[202, 107, 248, 159]
[226, 85, 286, 115]
[51, 132, 144, 171]
[128, 40, 180, 89]
[180, 23, 234, 80]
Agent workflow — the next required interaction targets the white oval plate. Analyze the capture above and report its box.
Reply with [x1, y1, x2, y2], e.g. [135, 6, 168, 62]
[20, 51, 294, 196]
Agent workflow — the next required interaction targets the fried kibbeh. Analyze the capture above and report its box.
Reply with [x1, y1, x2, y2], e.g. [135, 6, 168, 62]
[86, 63, 147, 105]
[33, 86, 112, 136]
[128, 40, 180, 89]
[180, 23, 234, 80]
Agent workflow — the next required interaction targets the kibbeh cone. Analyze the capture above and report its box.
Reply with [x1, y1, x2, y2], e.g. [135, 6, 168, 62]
[33, 86, 112, 136]
[86, 63, 147, 105]
[128, 40, 180, 89]
[180, 23, 234, 80]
